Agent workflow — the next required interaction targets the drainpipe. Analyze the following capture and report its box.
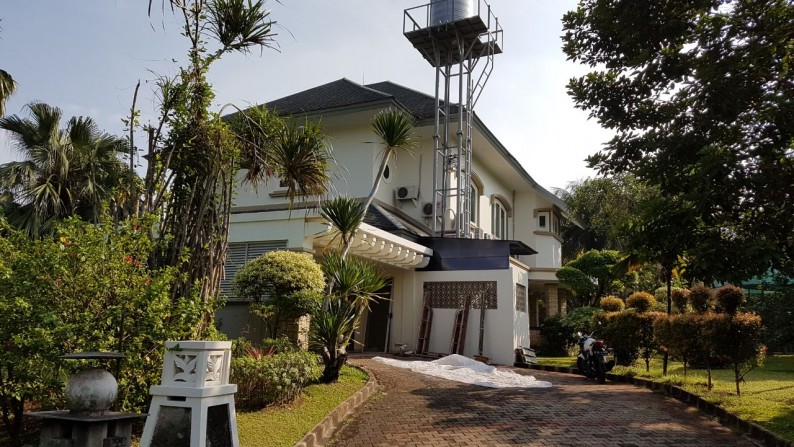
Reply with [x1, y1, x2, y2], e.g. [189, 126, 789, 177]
[511, 190, 516, 240]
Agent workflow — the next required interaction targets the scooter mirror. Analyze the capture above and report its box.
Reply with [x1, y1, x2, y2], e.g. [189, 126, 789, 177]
[577, 332, 582, 337]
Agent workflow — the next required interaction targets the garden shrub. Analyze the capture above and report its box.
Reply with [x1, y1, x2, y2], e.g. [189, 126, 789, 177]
[231, 349, 321, 409]
[599, 296, 625, 312]
[714, 285, 745, 315]
[653, 313, 703, 375]
[0, 216, 214, 441]
[626, 291, 656, 313]
[701, 311, 765, 395]
[234, 251, 325, 339]
[689, 285, 713, 313]
[538, 315, 573, 356]
[671, 288, 690, 313]
[600, 310, 662, 368]
[537, 307, 600, 356]
[747, 288, 794, 353]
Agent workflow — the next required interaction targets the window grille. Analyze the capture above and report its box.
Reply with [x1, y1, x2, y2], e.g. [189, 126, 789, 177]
[515, 284, 527, 313]
[423, 281, 497, 309]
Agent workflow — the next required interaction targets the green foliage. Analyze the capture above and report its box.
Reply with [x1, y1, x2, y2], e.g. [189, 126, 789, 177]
[0, 103, 133, 237]
[555, 175, 651, 262]
[599, 295, 625, 312]
[310, 296, 357, 383]
[654, 313, 704, 375]
[706, 312, 766, 396]
[714, 285, 746, 316]
[538, 307, 600, 356]
[600, 310, 662, 367]
[562, 0, 794, 279]
[231, 349, 321, 410]
[626, 291, 656, 313]
[689, 285, 714, 314]
[670, 288, 690, 313]
[233, 251, 324, 339]
[747, 288, 794, 353]
[556, 249, 623, 306]
[0, 216, 213, 441]
[320, 197, 366, 254]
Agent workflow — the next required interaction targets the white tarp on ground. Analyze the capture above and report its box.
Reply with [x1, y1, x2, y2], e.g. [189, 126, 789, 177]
[372, 354, 553, 389]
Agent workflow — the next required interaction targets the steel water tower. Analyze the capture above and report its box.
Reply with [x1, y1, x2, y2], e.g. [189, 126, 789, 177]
[404, 0, 502, 238]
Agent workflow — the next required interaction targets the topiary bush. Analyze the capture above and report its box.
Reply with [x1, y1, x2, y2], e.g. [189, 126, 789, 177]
[626, 291, 657, 313]
[231, 349, 321, 410]
[234, 251, 325, 339]
[714, 285, 746, 315]
[599, 296, 625, 312]
[689, 285, 713, 313]
[653, 313, 703, 374]
[600, 310, 662, 368]
[671, 288, 690, 313]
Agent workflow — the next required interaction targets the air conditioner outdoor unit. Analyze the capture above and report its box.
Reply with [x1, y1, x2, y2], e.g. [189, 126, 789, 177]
[394, 185, 419, 200]
[483, 232, 494, 240]
[473, 227, 485, 239]
[421, 202, 434, 217]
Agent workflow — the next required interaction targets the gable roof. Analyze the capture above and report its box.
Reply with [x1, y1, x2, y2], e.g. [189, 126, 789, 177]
[261, 78, 568, 213]
[265, 78, 393, 116]
[263, 78, 455, 120]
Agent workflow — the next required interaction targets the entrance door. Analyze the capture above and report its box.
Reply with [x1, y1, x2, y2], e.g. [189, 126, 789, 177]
[364, 284, 392, 352]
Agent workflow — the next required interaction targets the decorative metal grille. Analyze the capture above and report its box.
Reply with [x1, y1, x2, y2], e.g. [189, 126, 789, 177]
[515, 284, 527, 313]
[423, 281, 497, 309]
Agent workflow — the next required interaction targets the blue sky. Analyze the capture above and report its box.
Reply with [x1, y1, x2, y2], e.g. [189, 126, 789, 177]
[0, 0, 611, 192]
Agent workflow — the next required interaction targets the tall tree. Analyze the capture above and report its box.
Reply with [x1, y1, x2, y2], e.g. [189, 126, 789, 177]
[142, 0, 330, 309]
[562, 0, 794, 280]
[0, 22, 16, 116]
[555, 175, 650, 262]
[0, 103, 130, 236]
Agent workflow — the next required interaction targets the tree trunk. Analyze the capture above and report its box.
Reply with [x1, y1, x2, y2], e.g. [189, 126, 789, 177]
[662, 269, 672, 376]
[345, 147, 393, 258]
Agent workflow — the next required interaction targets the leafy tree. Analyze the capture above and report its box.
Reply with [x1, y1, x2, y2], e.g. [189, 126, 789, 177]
[555, 175, 650, 262]
[563, 0, 794, 278]
[0, 215, 213, 444]
[233, 251, 325, 339]
[0, 103, 132, 237]
[556, 249, 623, 306]
[141, 0, 331, 310]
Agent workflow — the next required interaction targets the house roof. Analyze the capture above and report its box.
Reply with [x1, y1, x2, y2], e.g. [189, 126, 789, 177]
[263, 78, 457, 121]
[260, 78, 568, 213]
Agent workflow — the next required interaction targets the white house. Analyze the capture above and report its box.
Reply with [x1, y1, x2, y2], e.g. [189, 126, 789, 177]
[216, 78, 568, 365]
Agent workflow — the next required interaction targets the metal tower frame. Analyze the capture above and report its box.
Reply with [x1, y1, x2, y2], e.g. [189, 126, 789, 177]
[404, 0, 502, 238]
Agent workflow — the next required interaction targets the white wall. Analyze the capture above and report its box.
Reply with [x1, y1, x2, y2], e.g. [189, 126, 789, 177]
[411, 269, 518, 365]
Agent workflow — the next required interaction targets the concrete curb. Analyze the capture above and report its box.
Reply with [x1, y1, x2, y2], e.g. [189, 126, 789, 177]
[294, 366, 379, 447]
[524, 364, 792, 447]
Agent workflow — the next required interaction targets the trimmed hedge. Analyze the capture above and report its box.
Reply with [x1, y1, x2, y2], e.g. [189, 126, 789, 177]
[231, 350, 322, 409]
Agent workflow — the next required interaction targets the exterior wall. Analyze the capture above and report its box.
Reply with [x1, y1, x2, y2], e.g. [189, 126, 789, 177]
[409, 269, 520, 365]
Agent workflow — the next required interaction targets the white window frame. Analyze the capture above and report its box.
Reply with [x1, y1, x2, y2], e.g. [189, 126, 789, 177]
[492, 199, 507, 240]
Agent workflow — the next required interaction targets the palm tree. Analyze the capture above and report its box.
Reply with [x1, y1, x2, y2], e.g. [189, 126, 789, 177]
[0, 23, 16, 116]
[312, 251, 388, 382]
[0, 69, 15, 116]
[359, 108, 416, 227]
[320, 196, 366, 258]
[0, 102, 129, 236]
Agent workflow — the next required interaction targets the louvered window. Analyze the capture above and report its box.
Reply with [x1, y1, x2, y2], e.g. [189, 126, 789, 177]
[221, 241, 287, 301]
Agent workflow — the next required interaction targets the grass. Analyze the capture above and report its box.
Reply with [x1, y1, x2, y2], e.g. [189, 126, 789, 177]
[237, 365, 369, 447]
[538, 355, 794, 442]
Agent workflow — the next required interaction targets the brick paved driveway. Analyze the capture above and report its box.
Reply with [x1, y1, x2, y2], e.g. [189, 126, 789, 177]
[329, 356, 760, 447]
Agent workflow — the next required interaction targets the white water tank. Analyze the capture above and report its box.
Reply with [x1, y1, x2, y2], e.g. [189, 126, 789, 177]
[429, 0, 475, 26]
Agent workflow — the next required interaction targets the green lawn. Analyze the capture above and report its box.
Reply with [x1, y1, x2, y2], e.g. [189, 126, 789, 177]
[237, 365, 369, 447]
[538, 355, 794, 442]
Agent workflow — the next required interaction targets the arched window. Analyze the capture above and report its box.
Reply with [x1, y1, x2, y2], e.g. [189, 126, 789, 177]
[492, 199, 507, 240]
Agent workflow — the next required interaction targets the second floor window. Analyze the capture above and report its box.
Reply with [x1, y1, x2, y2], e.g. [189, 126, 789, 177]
[492, 200, 507, 240]
[469, 184, 479, 225]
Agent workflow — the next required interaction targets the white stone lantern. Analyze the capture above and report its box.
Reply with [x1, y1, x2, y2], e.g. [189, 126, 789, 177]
[140, 341, 238, 447]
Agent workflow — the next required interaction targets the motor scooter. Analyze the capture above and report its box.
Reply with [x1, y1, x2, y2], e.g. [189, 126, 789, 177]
[576, 332, 615, 384]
